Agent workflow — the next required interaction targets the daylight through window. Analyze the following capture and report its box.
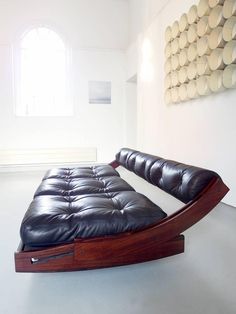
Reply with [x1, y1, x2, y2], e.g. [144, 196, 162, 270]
[15, 27, 72, 116]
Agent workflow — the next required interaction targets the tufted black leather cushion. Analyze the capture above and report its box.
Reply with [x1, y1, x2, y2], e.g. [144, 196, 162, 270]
[43, 165, 119, 180]
[20, 159, 167, 247]
[116, 148, 219, 203]
[34, 176, 135, 197]
[20, 192, 167, 247]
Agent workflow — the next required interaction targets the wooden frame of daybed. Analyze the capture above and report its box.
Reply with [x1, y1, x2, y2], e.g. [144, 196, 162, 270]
[15, 165, 229, 272]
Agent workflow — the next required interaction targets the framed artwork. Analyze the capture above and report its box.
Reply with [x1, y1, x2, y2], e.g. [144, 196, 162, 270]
[88, 81, 111, 104]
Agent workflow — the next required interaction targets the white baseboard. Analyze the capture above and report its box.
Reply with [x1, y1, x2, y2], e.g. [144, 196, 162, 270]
[0, 147, 97, 171]
[0, 162, 101, 173]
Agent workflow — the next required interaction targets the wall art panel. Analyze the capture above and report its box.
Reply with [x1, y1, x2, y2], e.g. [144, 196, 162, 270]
[223, 64, 236, 87]
[223, 16, 236, 41]
[209, 69, 225, 91]
[223, 0, 236, 19]
[188, 5, 199, 24]
[197, 16, 211, 36]
[179, 13, 189, 32]
[164, 0, 236, 104]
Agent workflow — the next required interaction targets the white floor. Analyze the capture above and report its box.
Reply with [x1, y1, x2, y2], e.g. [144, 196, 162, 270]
[0, 168, 236, 314]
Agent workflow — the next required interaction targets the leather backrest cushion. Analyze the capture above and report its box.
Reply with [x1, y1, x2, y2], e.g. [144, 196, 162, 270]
[115, 148, 137, 169]
[116, 148, 220, 203]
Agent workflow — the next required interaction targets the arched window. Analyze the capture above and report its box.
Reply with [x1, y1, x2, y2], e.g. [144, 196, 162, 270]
[15, 27, 73, 116]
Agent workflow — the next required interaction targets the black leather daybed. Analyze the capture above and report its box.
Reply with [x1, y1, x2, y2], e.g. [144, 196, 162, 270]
[15, 148, 229, 272]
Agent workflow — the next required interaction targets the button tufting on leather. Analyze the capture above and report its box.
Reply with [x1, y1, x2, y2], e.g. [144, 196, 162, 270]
[19, 148, 220, 247]
[116, 148, 219, 203]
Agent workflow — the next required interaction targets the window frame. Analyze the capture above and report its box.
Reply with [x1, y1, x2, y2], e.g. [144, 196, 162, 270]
[13, 24, 73, 117]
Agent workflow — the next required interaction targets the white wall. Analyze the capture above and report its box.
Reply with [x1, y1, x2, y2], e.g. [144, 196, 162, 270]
[125, 79, 137, 148]
[0, 0, 129, 163]
[0, 0, 129, 49]
[128, 0, 169, 43]
[128, 0, 236, 207]
[126, 39, 139, 80]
